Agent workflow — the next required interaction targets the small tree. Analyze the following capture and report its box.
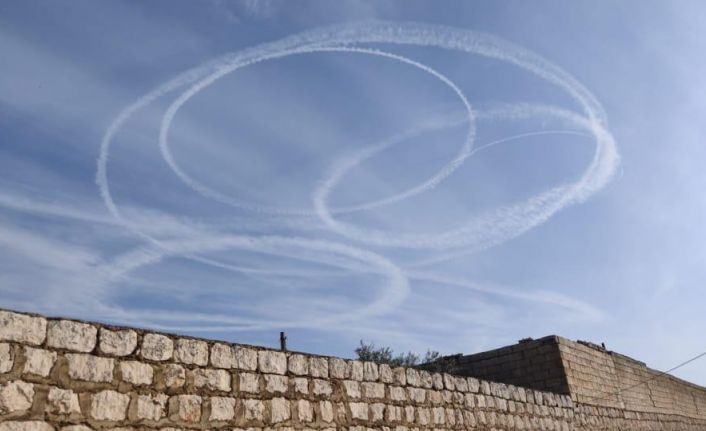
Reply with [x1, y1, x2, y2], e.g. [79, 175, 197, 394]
[355, 340, 443, 368]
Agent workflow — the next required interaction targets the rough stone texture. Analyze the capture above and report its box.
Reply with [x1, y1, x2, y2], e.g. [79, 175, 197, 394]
[234, 346, 257, 371]
[66, 354, 114, 383]
[264, 374, 288, 393]
[238, 372, 259, 393]
[0, 311, 46, 346]
[133, 394, 168, 421]
[22, 347, 56, 377]
[140, 334, 173, 362]
[191, 368, 230, 392]
[120, 361, 153, 386]
[269, 397, 290, 423]
[350, 402, 368, 420]
[329, 358, 347, 379]
[0, 422, 54, 431]
[295, 399, 313, 422]
[160, 364, 185, 389]
[174, 339, 208, 366]
[46, 387, 80, 414]
[257, 350, 286, 375]
[0, 381, 34, 413]
[209, 343, 235, 369]
[293, 377, 308, 395]
[46, 320, 96, 353]
[90, 390, 130, 421]
[99, 328, 137, 357]
[209, 396, 235, 421]
[241, 399, 264, 421]
[363, 362, 378, 381]
[287, 354, 308, 375]
[168, 395, 201, 423]
[0, 343, 13, 373]
[309, 357, 328, 378]
[312, 379, 332, 396]
[319, 400, 334, 423]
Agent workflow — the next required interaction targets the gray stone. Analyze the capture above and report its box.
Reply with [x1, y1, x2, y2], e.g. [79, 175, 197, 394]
[392, 367, 406, 385]
[0, 381, 34, 413]
[90, 390, 130, 421]
[23, 347, 56, 377]
[46, 320, 96, 352]
[120, 361, 153, 385]
[174, 338, 208, 366]
[140, 334, 173, 361]
[258, 350, 286, 374]
[46, 387, 80, 414]
[99, 328, 137, 357]
[0, 311, 46, 345]
[66, 354, 114, 383]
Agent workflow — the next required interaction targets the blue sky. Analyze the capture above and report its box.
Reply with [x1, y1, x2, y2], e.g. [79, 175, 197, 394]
[2, 0, 706, 386]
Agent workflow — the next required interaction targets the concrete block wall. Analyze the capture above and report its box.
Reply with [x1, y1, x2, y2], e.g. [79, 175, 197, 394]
[1, 308, 706, 431]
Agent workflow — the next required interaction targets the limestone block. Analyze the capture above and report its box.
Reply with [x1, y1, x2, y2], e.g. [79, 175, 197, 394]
[293, 377, 308, 395]
[210, 343, 236, 369]
[234, 346, 257, 371]
[379, 364, 393, 383]
[0, 422, 54, 431]
[0, 343, 13, 373]
[191, 368, 231, 392]
[0, 381, 34, 413]
[454, 376, 468, 392]
[160, 364, 185, 389]
[349, 402, 368, 420]
[90, 390, 130, 421]
[343, 380, 360, 398]
[23, 347, 56, 377]
[467, 377, 480, 393]
[370, 403, 385, 421]
[209, 397, 235, 421]
[349, 361, 364, 381]
[0, 311, 46, 345]
[363, 361, 378, 381]
[407, 387, 426, 403]
[241, 399, 264, 421]
[432, 407, 445, 424]
[329, 357, 348, 379]
[264, 374, 288, 393]
[318, 401, 334, 423]
[404, 406, 415, 423]
[174, 338, 208, 366]
[392, 367, 406, 385]
[443, 374, 455, 391]
[258, 350, 286, 375]
[416, 407, 430, 425]
[406, 368, 420, 387]
[432, 373, 444, 390]
[270, 397, 290, 423]
[361, 382, 385, 399]
[238, 372, 259, 393]
[59, 426, 92, 431]
[312, 379, 332, 396]
[66, 354, 114, 382]
[295, 399, 313, 422]
[134, 394, 168, 421]
[288, 354, 308, 375]
[120, 361, 153, 386]
[46, 387, 80, 414]
[418, 370, 433, 388]
[47, 320, 96, 352]
[427, 390, 442, 405]
[309, 357, 328, 378]
[99, 328, 137, 357]
[168, 395, 202, 423]
[390, 386, 406, 401]
[385, 405, 402, 422]
[140, 334, 173, 361]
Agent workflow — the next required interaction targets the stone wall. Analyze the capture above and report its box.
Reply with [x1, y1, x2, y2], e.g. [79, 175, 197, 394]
[1, 308, 706, 431]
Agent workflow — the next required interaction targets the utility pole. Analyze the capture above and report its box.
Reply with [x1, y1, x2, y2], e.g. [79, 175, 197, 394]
[280, 331, 287, 351]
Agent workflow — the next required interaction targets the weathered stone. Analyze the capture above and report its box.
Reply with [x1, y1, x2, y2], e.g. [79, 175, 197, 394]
[454, 376, 469, 392]
[140, 334, 173, 361]
[406, 368, 420, 386]
[209, 397, 235, 421]
[0, 343, 13, 373]
[319, 401, 334, 423]
[59, 426, 91, 431]
[168, 395, 201, 423]
[191, 368, 231, 392]
[160, 364, 185, 389]
[292, 377, 308, 395]
[467, 377, 480, 393]
[210, 343, 236, 369]
[295, 399, 313, 422]
[120, 361, 153, 386]
[174, 338, 208, 366]
[258, 350, 286, 374]
[0, 422, 54, 431]
[66, 354, 114, 382]
[309, 356, 328, 378]
[0, 311, 46, 345]
[378, 364, 393, 383]
[419, 370, 433, 388]
[238, 372, 259, 393]
[46, 387, 80, 414]
[342, 380, 360, 398]
[99, 328, 137, 357]
[22, 347, 56, 377]
[361, 382, 385, 399]
[312, 379, 332, 396]
[234, 346, 257, 371]
[390, 386, 406, 401]
[46, 320, 96, 352]
[349, 360, 364, 381]
[241, 399, 264, 421]
[326, 358, 345, 380]
[264, 374, 288, 393]
[370, 403, 385, 421]
[90, 390, 130, 421]
[392, 367, 406, 385]
[0, 381, 34, 413]
[350, 402, 368, 420]
[270, 397, 290, 423]
[432, 407, 445, 424]
[288, 354, 308, 375]
[385, 405, 402, 422]
[407, 387, 426, 403]
[363, 361, 378, 381]
[416, 407, 430, 425]
[134, 394, 168, 421]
